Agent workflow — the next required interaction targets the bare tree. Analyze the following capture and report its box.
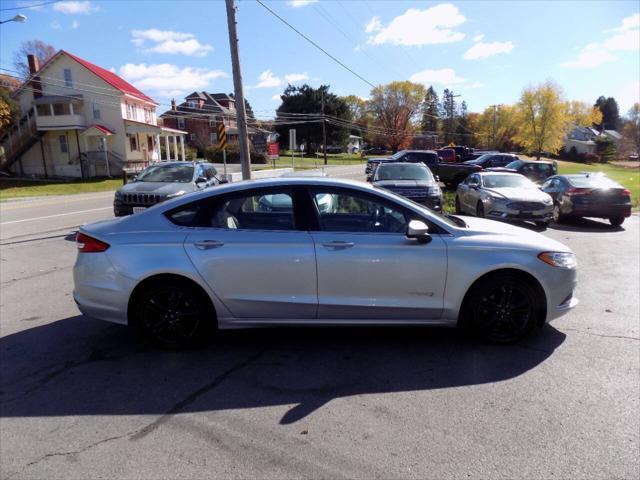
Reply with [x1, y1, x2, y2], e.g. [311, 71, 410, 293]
[13, 40, 56, 79]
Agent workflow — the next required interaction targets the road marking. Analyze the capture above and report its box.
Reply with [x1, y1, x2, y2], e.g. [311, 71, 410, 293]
[0, 207, 112, 225]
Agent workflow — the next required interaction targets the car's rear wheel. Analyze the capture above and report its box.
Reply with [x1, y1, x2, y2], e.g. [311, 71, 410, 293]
[455, 196, 462, 214]
[461, 273, 542, 343]
[134, 280, 214, 349]
[609, 216, 625, 227]
[476, 201, 485, 218]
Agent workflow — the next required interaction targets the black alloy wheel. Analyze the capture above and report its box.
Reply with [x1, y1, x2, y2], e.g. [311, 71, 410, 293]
[137, 282, 212, 349]
[462, 274, 541, 343]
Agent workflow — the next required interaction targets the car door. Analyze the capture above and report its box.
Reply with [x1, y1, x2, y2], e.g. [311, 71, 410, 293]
[541, 178, 562, 203]
[307, 187, 448, 320]
[462, 174, 481, 211]
[183, 187, 317, 319]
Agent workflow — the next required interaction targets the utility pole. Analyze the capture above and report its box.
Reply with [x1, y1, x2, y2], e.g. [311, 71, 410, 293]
[492, 104, 497, 150]
[225, 0, 251, 180]
[321, 89, 327, 165]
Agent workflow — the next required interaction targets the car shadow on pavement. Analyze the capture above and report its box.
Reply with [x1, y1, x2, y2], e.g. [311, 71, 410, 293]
[548, 217, 624, 232]
[0, 316, 566, 426]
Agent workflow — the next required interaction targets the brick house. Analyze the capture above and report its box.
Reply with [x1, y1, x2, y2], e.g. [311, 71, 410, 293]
[160, 92, 267, 153]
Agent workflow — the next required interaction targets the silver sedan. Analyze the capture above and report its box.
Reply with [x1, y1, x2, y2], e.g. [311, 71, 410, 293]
[455, 172, 554, 228]
[73, 177, 577, 348]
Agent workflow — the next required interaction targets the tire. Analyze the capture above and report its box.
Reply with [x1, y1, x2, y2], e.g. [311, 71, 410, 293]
[444, 181, 453, 190]
[460, 273, 543, 344]
[133, 279, 215, 349]
[476, 201, 485, 218]
[455, 196, 462, 214]
[535, 220, 549, 230]
[609, 216, 624, 227]
[551, 203, 564, 223]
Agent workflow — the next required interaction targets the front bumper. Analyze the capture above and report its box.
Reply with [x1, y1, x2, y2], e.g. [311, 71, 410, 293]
[486, 202, 553, 222]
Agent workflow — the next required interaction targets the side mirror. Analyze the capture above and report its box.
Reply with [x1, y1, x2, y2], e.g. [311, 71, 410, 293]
[434, 175, 440, 182]
[195, 176, 207, 184]
[219, 179, 229, 184]
[407, 220, 431, 244]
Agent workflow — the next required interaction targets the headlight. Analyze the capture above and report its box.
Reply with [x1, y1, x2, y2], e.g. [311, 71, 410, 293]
[543, 197, 553, 204]
[166, 190, 186, 199]
[538, 252, 577, 268]
[490, 195, 508, 204]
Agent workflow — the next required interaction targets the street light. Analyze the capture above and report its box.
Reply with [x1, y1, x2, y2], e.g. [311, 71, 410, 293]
[0, 14, 27, 25]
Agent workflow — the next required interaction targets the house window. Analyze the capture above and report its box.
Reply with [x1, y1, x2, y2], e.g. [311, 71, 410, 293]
[190, 133, 196, 141]
[59, 135, 68, 153]
[144, 108, 152, 123]
[93, 103, 101, 119]
[210, 132, 217, 144]
[209, 117, 216, 127]
[36, 104, 50, 116]
[126, 103, 135, 120]
[63, 69, 73, 88]
[177, 117, 185, 129]
[128, 134, 138, 151]
[53, 103, 70, 115]
[188, 100, 197, 109]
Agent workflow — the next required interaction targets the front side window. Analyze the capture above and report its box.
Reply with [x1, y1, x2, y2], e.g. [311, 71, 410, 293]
[209, 190, 295, 230]
[311, 190, 407, 234]
[63, 69, 72, 88]
[59, 135, 68, 153]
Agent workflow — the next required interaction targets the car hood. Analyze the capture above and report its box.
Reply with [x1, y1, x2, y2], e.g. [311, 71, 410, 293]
[374, 180, 433, 188]
[117, 182, 195, 195]
[485, 167, 517, 173]
[459, 216, 571, 252]
[367, 156, 392, 163]
[483, 187, 550, 202]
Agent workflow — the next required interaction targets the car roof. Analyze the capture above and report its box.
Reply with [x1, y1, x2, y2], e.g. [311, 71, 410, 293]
[378, 161, 428, 167]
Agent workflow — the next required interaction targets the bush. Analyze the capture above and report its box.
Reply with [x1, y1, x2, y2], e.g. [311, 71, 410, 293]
[204, 144, 267, 164]
[583, 152, 601, 163]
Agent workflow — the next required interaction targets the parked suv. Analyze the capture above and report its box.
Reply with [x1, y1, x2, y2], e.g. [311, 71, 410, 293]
[487, 159, 556, 184]
[113, 161, 221, 216]
[373, 162, 443, 211]
[464, 153, 519, 169]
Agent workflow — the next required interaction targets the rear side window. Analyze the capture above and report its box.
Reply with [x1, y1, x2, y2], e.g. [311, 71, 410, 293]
[210, 190, 295, 230]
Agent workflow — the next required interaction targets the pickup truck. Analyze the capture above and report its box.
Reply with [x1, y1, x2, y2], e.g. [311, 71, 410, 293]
[366, 150, 481, 188]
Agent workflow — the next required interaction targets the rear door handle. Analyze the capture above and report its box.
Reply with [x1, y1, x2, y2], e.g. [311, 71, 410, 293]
[322, 241, 355, 250]
[193, 240, 224, 250]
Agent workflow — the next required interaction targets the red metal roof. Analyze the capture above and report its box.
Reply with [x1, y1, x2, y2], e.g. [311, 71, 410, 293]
[84, 124, 115, 135]
[62, 50, 157, 105]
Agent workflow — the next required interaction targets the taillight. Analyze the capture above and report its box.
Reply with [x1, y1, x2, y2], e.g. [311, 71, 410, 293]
[621, 189, 631, 197]
[566, 188, 592, 196]
[76, 232, 109, 252]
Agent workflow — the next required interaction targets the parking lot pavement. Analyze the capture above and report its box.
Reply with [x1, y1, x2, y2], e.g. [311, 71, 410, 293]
[0, 168, 638, 479]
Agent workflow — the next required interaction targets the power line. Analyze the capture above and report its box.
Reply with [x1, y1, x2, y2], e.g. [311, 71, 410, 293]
[0, 0, 60, 11]
[254, 0, 376, 89]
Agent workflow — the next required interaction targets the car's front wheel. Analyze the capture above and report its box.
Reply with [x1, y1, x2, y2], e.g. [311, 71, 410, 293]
[535, 220, 550, 230]
[552, 203, 565, 223]
[133, 279, 214, 349]
[461, 273, 543, 343]
[609, 216, 625, 227]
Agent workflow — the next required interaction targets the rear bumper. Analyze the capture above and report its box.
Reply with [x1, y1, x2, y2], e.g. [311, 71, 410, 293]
[569, 203, 632, 218]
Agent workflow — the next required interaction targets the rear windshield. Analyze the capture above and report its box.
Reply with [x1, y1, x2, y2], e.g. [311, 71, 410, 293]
[137, 164, 194, 183]
[505, 160, 525, 169]
[375, 164, 434, 181]
[567, 175, 620, 188]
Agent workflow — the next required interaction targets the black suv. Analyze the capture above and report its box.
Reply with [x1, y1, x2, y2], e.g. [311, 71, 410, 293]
[487, 159, 556, 184]
[464, 153, 519, 169]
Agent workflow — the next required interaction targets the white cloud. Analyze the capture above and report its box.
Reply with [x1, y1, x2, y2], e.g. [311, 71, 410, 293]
[288, 0, 318, 7]
[284, 72, 309, 83]
[53, 1, 96, 15]
[473, 34, 484, 42]
[131, 29, 213, 57]
[254, 69, 283, 88]
[119, 63, 227, 98]
[563, 13, 639, 68]
[463, 40, 514, 60]
[618, 81, 640, 112]
[365, 16, 382, 33]
[354, 44, 362, 52]
[367, 4, 466, 46]
[71, 20, 80, 29]
[271, 94, 282, 101]
[409, 68, 466, 85]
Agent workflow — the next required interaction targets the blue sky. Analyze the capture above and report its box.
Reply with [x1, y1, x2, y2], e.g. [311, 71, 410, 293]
[1, 0, 638, 119]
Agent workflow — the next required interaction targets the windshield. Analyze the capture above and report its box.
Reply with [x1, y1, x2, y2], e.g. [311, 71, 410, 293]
[505, 160, 525, 170]
[482, 175, 536, 189]
[136, 164, 195, 183]
[375, 164, 434, 181]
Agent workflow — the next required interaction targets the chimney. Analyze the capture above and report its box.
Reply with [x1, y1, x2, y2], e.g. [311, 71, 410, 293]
[27, 54, 42, 98]
[171, 99, 176, 111]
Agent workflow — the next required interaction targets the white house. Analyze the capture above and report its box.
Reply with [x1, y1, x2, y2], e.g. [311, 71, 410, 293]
[0, 50, 187, 178]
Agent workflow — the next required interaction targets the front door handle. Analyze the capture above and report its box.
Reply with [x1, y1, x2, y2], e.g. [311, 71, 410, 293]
[322, 241, 355, 250]
[193, 240, 224, 250]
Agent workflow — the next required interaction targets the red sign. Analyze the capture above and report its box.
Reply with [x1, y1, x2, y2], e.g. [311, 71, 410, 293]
[268, 142, 279, 159]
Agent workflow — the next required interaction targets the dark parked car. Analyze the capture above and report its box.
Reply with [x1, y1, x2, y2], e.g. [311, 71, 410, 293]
[114, 161, 221, 216]
[366, 150, 481, 187]
[540, 173, 632, 226]
[464, 153, 519, 169]
[373, 162, 443, 211]
[487, 159, 556, 184]
[361, 146, 389, 156]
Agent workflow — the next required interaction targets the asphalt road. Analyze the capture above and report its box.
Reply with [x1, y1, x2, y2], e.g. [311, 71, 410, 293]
[0, 165, 638, 479]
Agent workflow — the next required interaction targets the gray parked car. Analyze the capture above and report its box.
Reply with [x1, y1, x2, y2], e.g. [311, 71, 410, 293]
[373, 162, 443, 211]
[455, 172, 553, 228]
[113, 161, 221, 216]
[75, 177, 577, 348]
